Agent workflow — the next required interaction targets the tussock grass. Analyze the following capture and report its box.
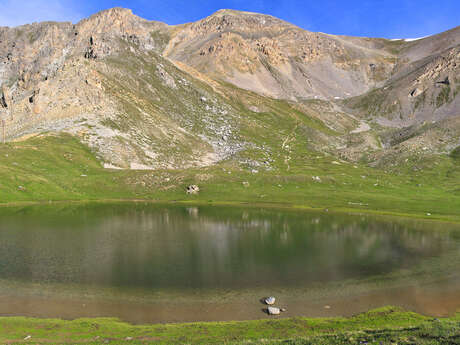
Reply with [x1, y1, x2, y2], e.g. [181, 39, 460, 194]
[0, 307, 458, 344]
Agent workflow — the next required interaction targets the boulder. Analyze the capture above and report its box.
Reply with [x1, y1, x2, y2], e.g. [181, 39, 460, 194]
[156, 65, 177, 89]
[264, 296, 276, 305]
[186, 185, 200, 194]
[267, 306, 280, 315]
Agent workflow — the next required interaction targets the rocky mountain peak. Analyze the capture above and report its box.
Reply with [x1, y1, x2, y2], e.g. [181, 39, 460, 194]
[76, 7, 150, 37]
[210, 9, 252, 16]
[81, 7, 137, 24]
[0, 8, 458, 170]
[164, 9, 400, 100]
[208, 8, 283, 21]
[197, 8, 294, 34]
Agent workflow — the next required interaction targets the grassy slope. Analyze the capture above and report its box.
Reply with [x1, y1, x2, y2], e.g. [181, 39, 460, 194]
[1, 135, 459, 344]
[0, 307, 458, 344]
[0, 133, 459, 223]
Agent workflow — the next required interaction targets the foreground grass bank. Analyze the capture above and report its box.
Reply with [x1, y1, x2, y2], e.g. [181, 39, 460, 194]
[1, 133, 459, 222]
[0, 307, 459, 344]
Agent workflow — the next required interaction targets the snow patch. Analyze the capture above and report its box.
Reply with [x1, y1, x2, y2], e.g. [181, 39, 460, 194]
[390, 35, 430, 42]
[404, 36, 429, 42]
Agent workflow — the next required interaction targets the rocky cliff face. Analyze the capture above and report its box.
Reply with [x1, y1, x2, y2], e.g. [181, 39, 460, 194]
[164, 9, 397, 100]
[346, 27, 460, 125]
[0, 8, 458, 169]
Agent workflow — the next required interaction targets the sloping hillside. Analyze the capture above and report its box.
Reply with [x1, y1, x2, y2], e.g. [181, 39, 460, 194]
[0, 7, 458, 171]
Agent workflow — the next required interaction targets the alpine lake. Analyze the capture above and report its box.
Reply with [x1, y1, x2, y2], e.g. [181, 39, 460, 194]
[0, 202, 459, 324]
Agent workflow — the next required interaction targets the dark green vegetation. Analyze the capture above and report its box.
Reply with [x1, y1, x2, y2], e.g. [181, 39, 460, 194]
[451, 146, 460, 160]
[0, 307, 458, 344]
[1, 133, 459, 223]
[436, 85, 452, 108]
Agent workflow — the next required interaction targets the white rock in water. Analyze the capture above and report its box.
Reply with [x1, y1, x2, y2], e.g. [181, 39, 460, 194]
[265, 296, 276, 305]
[268, 306, 280, 315]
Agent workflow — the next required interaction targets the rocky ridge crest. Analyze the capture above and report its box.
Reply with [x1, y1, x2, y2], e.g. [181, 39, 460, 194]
[0, 8, 458, 169]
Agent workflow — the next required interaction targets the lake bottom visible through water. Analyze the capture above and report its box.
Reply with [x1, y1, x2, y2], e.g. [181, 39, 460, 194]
[0, 203, 458, 323]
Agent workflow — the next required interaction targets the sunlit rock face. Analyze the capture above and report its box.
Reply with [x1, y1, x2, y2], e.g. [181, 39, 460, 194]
[0, 8, 458, 168]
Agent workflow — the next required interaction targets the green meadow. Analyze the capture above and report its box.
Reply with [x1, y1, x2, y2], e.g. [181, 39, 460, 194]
[0, 133, 459, 223]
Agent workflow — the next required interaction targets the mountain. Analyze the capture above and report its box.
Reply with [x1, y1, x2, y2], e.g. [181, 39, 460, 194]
[0, 7, 458, 170]
[164, 9, 397, 100]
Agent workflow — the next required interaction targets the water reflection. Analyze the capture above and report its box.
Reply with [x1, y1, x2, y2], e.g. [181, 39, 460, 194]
[0, 204, 456, 291]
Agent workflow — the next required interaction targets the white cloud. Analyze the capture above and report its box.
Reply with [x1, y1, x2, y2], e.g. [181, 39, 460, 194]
[0, 0, 83, 27]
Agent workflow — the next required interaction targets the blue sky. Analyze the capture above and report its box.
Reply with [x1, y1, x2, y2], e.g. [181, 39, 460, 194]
[0, 0, 458, 39]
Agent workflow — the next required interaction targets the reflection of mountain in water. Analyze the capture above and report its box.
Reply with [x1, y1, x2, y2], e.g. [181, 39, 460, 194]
[0, 204, 456, 290]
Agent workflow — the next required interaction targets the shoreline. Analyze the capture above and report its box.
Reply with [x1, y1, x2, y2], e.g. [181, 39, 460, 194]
[1, 280, 460, 324]
[1, 198, 460, 224]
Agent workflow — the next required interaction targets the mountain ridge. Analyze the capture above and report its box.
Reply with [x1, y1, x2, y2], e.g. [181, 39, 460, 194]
[0, 7, 458, 170]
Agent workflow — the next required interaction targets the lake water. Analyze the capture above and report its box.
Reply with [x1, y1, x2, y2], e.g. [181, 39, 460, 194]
[0, 203, 459, 323]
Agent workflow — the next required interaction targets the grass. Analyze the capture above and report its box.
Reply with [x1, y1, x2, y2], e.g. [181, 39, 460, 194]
[1, 133, 460, 223]
[451, 146, 460, 160]
[0, 135, 459, 344]
[436, 85, 451, 108]
[0, 307, 458, 344]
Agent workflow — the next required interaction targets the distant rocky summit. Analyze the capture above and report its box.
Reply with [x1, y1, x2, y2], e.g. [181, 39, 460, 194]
[0, 7, 458, 169]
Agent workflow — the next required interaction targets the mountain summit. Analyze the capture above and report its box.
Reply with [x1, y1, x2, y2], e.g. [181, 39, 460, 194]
[0, 8, 458, 169]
